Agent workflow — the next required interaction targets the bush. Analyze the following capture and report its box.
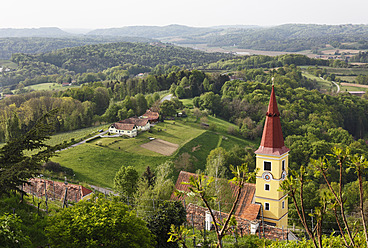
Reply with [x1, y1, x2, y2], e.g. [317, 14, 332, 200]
[46, 197, 155, 248]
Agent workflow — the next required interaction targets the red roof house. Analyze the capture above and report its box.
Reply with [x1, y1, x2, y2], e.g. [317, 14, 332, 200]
[172, 171, 260, 221]
[142, 110, 159, 123]
[23, 178, 93, 203]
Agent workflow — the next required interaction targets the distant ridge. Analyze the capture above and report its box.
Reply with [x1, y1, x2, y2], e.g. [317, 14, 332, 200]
[87, 24, 216, 38]
[0, 27, 72, 37]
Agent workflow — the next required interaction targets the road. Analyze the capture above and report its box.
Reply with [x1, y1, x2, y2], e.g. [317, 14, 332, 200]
[331, 81, 340, 93]
[89, 184, 117, 196]
[160, 93, 173, 103]
[57, 130, 109, 152]
[320, 77, 340, 93]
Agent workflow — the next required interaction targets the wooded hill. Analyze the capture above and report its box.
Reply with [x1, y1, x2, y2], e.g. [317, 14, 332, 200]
[0, 36, 155, 59]
[2, 24, 368, 59]
[1, 42, 232, 87]
[0, 27, 70, 37]
[176, 24, 368, 52]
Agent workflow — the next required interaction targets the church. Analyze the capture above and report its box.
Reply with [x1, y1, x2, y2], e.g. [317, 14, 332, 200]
[173, 85, 291, 238]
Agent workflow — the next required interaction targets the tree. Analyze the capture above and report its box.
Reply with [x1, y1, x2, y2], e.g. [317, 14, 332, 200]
[160, 100, 177, 117]
[114, 166, 139, 200]
[146, 201, 186, 248]
[46, 197, 155, 248]
[5, 111, 21, 142]
[142, 166, 156, 188]
[280, 166, 325, 248]
[135, 93, 148, 116]
[135, 161, 175, 219]
[175, 85, 185, 99]
[177, 164, 257, 248]
[205, 147, 227, 178]
[312, 147, 355, 247]
[348, 154, 368, 247]
[0, 110, 59, 196]
[192, 108, 202, 122]
[0, 213, 31, 248]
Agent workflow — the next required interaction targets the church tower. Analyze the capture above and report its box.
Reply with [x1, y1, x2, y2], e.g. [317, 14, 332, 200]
[254, 85, 289, 228]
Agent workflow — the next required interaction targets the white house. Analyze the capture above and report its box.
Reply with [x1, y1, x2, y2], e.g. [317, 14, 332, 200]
[108, 123, 138, 137]
[118, 118, 150, 131]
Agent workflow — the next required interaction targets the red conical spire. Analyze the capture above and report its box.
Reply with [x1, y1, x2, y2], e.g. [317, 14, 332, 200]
[255, 85, 290, 156]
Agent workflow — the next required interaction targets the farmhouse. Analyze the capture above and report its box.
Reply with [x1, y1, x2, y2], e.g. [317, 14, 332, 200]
[109, 123, 138, 137]
[142, 110, 159, 123]
[119, 117, 150, 131]
[23, 178, 93, 203]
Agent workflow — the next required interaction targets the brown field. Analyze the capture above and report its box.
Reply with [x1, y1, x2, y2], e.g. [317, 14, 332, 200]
[140, 138, 179, 156]
[341, 83, 368, 89]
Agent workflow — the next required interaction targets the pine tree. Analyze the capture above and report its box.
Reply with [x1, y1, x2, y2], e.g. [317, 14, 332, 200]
[0, 110, 60, 196]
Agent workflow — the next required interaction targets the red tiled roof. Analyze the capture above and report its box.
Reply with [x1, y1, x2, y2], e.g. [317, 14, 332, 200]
[112, 123, 135, 131]
[255, 85, 290, 156]
[119, 117, 149, 127]
[172, 171, 260, 221]
[142, 110, 159, 121]
[23, 178, 93, 202]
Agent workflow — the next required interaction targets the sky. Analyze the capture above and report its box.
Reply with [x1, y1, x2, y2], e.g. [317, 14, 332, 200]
[1, 0, 368, 30]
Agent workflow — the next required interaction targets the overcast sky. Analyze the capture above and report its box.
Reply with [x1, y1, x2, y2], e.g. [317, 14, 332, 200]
[1, 0, 367, 29]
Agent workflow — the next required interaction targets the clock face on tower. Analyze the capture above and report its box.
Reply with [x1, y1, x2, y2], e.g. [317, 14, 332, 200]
[262, 172, 273, 182]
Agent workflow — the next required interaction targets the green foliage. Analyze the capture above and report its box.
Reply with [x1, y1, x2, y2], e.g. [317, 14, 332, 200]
[114, 165, 139, 199]
[146, 200, 187, 248]
[1, 42, 231, 88]
[46, 197, 155, 248]
[0, 110, 59, 196]
[160, 100, 179, 117]
[186, 24, 368, 53]
[0, 213, 31, 248]
[135, 161, 175, 219]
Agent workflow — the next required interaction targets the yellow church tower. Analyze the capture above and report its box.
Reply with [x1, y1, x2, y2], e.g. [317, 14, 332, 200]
[254, 85, 289, 228]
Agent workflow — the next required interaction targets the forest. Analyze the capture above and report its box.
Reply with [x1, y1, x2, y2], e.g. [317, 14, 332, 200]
[1, 36, 368, 247]
[0, 41, 232, 88]
[2, 24, 368, 59]
[0, 36, 154, 59]
[176, 24, 368, 52]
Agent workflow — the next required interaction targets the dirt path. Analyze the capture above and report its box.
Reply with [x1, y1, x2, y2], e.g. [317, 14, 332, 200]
[341, 83, 368, 89]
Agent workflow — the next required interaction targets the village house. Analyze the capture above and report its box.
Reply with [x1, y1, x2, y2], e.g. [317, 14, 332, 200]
[108, 123, 138, 137]
[23, 178, 93, 203]
[119, 117, 150, 131]
[142, 110, 159, 123]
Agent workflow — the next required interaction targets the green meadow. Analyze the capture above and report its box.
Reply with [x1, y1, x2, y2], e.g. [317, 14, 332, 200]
[24, 82, 80, 91]
[52, 117, 255, 188]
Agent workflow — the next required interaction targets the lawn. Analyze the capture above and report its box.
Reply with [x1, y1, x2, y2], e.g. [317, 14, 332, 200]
[302, 72, 332, 90]
[339, 83, 368, 92]
[52, 120, 206, 188]
[24, 82, 80, 91]
[51, 117, 254, 188]
[46, 124, 110, 147]
[180, 98, 194, 108]
[53, 144, 168, 188]
[0, 59, 17, 69]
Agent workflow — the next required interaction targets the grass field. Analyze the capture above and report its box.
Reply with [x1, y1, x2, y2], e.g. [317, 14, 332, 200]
[46, 124, 110, 147]
[340, 83, 368, 92]
[24, 82, 80, 91]
[180, 98, 194, 108]
[0, 59, 17, 69]
[51, 116, 255, 188]
[302, 72, 333, 90]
